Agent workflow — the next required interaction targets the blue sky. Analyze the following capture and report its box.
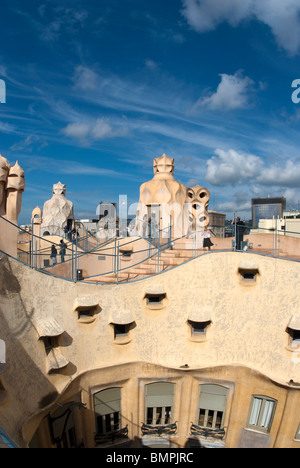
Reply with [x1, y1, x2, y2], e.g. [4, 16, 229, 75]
[1, 0, 300, 224]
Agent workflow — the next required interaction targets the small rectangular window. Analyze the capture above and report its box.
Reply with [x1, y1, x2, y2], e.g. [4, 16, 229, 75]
[239, 269, 258, 281]
[189, 320, 210, 334]
[144, 293, 166, 309]
[289, 329, 300, 348]
[42, 336, 57, 354]
[120, 251, 132, 258]
[147, 294, 166, 303]
[247, 396, 276, 433]
[242, 272, 256, 280]
[114, 324, 127, 337]
[78, 308, 93, 319]
[76, 306, 97, 324]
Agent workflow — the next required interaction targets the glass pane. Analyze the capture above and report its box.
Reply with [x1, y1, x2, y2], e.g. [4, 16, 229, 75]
[198, 408, 205, 426]
[165, 406, 171, 424]
[215, 411, 223, 429]
[105, 414, 111, 433]
[207, 409, 214, 428]
[113, 411, 120, 431]
[156, 407, 162, 425]
[147, 407, 153, 425]
[260, 400, 274, 428]
[96, 415, 104, 434]
[249, 397, 262, 426]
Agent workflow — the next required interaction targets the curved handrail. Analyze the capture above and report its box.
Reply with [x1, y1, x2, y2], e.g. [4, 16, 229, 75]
[2, 214, 300, 285]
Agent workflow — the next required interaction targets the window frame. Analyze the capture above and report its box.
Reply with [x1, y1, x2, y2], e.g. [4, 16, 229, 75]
[197, 384, 228, 430]
[287, 328, 300, 349]
[247, 395, 277, 433]
[144, 382, 175, 427]
[144, 293, 167, 309]
[94, 387, 122, 436]
[188, 320, 211, 342]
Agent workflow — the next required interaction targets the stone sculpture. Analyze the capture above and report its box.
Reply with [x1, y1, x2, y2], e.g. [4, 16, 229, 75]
[0, 155, 25, 222]
[136, 154, 186, 238]
[186, 184, 210, 231]
[41, 182, 74, 236]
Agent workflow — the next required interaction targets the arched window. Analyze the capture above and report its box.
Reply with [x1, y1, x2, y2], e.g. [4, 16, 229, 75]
[145, 382, 174, 426]
[94, 387, 121, 435]
[198, 384, 228, 429]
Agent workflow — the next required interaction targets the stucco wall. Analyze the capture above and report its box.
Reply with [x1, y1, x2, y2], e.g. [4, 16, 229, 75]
[0, 250, 300, 447]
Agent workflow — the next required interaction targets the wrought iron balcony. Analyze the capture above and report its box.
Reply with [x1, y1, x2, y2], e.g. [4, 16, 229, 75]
[190, 423, 225, 440]
[141, 421, 178, 436]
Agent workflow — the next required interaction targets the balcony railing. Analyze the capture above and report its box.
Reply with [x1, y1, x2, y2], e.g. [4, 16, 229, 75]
[141, 421, 178, 436]
[94, 425, 128, 445]
[190, 423, 225, 440]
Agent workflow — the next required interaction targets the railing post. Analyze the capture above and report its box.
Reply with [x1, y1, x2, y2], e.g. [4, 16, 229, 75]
[75, 233, 78, 281]
[157, 235, 160, 274]
[194, 218, 197, 258]
[114, 237, 117, 274]
[72, 240, 74, 281]
[31, 219, 34, 268]
[117, 240, 120, 284]
[275, 217, 277, 257]
[234, 214, 237, 251]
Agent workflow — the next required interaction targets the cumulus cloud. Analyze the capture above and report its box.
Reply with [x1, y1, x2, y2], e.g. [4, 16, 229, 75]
[205, 148, 264, 185]
[257, 159, 300, 187]
[181, 0, 300, 55]
[196, 71, 254, 111]
[205, 147, 300, 194]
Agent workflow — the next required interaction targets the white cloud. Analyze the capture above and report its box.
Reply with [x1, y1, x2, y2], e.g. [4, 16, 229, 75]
[205, 148, 264, 185]
[257, 159, 300, 187]
[72, 65, 99, 91]
[196, 71, 254, 111]
[206, 147, 300, 197]
[61, 118, 129, 143]
[181, 0, 253, 33]
[62, 122, 90, 140]
[181, 0, 300, 55]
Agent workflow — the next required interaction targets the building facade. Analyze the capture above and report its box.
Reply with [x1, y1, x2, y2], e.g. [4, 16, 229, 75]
[252, 197, 286, 228]
[0, 250, 300, 448]
[0, 155, 300, 449]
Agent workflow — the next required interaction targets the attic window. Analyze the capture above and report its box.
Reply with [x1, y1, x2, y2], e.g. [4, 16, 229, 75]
[286, 315, 300, 350]
[114, 323, 129, 338]
[187, 308, 211, 342]
[77, 307, 97, 323]
[145, 293, 167, 309]
[120, 250, 132, 259]
[189, 320, 210, 335]
[36, 318, 69, 374]
[109, 309, 135, 344]
[74, 297, 99, 324]
[188, 320, 211, 342]
[289, 329, 300, 348]
[42, 335, 58, 354]
[241, 271, 256, 280]
[238, 262, 259, 284]
[122, 251, 131, 257]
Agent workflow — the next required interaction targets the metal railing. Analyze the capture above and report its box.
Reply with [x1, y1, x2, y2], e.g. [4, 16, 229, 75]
[1, 215, 300, 285]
